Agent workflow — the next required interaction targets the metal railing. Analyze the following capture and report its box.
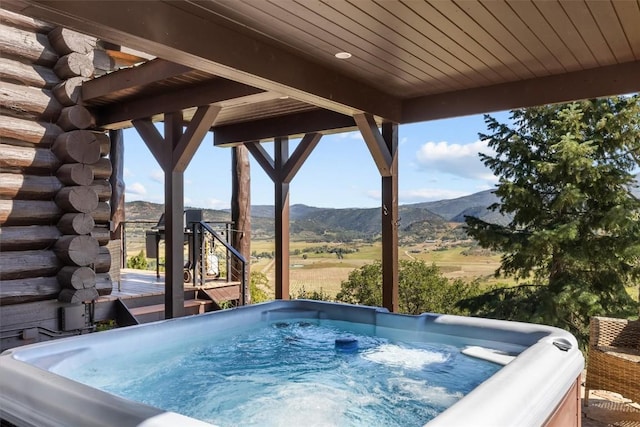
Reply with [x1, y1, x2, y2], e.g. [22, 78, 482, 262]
[195, 221, 247, 305]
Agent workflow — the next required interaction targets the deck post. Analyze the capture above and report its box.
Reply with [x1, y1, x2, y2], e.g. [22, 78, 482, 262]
[274, 137, 290, 300]
[381, 122, 399, 312]
[133, 106, 219, 318]
[163, 112, 185, 318]
[231, 145, 251, 303]
[355, 114, 399, 312]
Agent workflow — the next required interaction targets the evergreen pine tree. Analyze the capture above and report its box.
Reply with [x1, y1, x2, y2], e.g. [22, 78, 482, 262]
[463, 96, 640, 344]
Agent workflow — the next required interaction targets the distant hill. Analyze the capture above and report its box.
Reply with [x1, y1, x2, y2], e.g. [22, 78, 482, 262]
[125, 174, 640, 241]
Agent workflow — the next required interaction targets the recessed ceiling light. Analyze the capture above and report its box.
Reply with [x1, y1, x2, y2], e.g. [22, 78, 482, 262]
[335, 52, 352, 59]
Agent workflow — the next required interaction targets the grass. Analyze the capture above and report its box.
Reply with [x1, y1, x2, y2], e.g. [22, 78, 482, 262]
[249, 240, 509, 299]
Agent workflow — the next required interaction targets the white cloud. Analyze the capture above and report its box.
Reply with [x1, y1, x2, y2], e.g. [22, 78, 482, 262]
[123, 167, 134, 178]
[400, 188, 469, 203]
[205, 198, 228, 210]
[415, 140, 496, 181]
[127, 182, 147, 196]
[149, 169, 164, 183]
[365, 189, 380, 200]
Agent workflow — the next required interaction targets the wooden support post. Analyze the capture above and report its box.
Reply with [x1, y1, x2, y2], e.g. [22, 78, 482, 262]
[246, 133, 321, 301]
[381, 122, 399, 313]
[274, 137, 290, 300]
[356, 113, 399, 312]
[231, 144, 251, 303]
[133, 105, 219, 319]
[109, 129, 125, 240]
[156, 112, 184, 318]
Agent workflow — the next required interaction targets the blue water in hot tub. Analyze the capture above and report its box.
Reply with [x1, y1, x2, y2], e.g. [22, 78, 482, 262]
[60, 320, 501, 426]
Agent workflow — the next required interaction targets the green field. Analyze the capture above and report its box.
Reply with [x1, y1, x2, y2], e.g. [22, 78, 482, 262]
[251, 240, 512, 299]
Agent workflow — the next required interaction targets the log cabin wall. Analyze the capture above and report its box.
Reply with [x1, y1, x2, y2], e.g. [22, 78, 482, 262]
[0, 8, 114, 311]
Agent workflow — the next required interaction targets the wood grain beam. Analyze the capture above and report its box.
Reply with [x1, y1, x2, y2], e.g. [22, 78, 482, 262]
[95, 78, 262, 127]
[245, 141, 276, 182]
[403, 60, 640, 122]
[354, 113, 392, 177]
[282, 133, 321, 184]
[214, 109, 355, 146]
[173, 105, 220, 172]
[132, 118, 165, 168]
[82, 58, 193, 101]
[15, 0, 401, 122]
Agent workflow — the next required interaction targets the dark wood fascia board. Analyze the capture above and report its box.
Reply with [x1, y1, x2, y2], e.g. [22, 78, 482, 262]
[18, 0, 402, 122]
[93, 78, 263, 127]
[82, 59, 193, 102]
[213, 109, 356, 146]
[403, 60, 640, 123]
[132, 118, 166, 169]
[282, 133, 322, 184]
[354, 113, 392, 177]
[172, 105, 220, 173]
[245, 141, 276, 182]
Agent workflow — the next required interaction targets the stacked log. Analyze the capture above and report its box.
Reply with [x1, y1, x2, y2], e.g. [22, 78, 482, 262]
[0, 9, 113, 305]
[46, 24, 115, 302]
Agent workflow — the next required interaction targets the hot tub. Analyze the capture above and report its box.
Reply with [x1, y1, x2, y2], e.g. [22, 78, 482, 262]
[0, 300, 583, 427]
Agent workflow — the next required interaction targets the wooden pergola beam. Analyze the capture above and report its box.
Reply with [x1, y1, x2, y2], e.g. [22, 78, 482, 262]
[214, 109, 355, 147]
[403, 60, 640, 122]
[282, 133, 321, 184]
[354, 113, 392, 177]
[173, 105, 221, 172]
[132, 118, 166, 168]
[81, 58, 193, 101]
[245, 141, 276, 182]
[94, 78, 262, 127]
[16, 0, 401, 122]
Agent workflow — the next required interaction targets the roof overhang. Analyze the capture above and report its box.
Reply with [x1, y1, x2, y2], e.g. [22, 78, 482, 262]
[6, 0, 640, 142]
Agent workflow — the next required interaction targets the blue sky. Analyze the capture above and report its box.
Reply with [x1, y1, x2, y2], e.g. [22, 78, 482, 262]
[123, 111, 510, 209]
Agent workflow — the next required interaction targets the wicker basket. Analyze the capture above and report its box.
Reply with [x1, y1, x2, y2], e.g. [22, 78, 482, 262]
[584, 317, 640, 405]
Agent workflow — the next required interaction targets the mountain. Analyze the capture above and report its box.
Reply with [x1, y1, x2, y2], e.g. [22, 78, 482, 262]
[125, 174, 640, 241]
[407, 189, 510, 225]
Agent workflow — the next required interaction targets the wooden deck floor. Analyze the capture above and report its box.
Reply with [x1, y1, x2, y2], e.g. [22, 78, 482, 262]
[98, 269, 241, 302]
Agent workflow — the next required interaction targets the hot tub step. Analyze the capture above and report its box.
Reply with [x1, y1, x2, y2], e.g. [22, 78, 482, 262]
[129, 299, 214, 323]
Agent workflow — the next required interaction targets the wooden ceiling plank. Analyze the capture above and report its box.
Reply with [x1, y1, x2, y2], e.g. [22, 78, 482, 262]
[613, 0, 640, 59]
[586, 0, 635, 63]
[327, 0, 484, 88]
[82, 58, 193, 101]
[403, 60, 640, 123]
[354, 113, 391, 177]
[95, 78, 263, 127]
[282, 132, 321, 184]
[385, 1, 515, 83]
[454, 0, 547, 78]
[132, 118, 166, 169]
[172, 105, 220, 173]
[200, 0, 426, 95]
[480, 0, 565, 74]
[268, 0, 450, 89]
[18, 0, 402, 122]
[534, 1, 597, 69]
[245, 141, 276, 182]
[559, 1, 617, 66]
[214, 109, 356, 146]
[427, 1, 535, 80]
[508, 1, 581, 72]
